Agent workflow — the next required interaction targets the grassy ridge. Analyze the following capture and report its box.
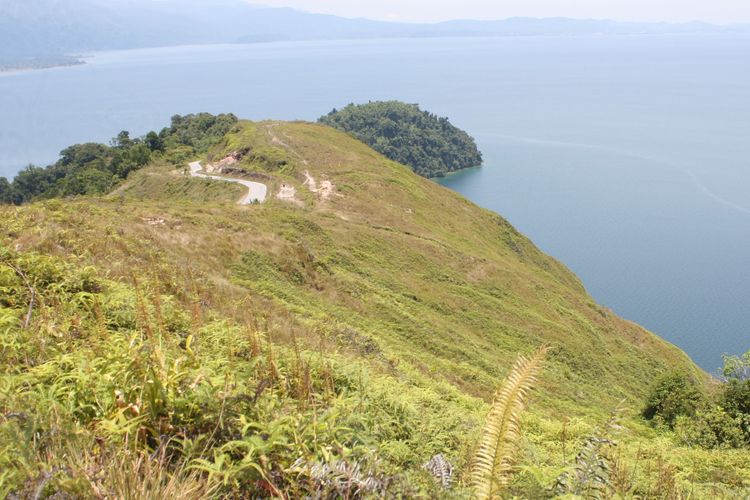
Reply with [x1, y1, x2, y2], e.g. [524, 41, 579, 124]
[1, 120, 747, 497]
[206, 121, 701, 409]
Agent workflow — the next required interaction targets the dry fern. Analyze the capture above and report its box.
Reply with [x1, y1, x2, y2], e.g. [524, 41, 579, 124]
[424, 454, 454, 489]
[471, 345, 549, 499]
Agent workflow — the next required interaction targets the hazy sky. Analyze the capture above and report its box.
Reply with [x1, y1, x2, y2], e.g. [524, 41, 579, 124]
[252, 0, 750, 24]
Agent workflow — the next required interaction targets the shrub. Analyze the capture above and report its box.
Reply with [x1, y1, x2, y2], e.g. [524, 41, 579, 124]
[642, 372, 704, 428]
[674, 406, 747, 449]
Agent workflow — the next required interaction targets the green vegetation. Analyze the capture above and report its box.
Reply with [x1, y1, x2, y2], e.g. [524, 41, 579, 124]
[675, 406, 747, 450]
[642, 356, 750, 451]
[1, 119, 749, 497]
[319, 101, 482, 177]
[642, 372, 705, 428]
[722, 379, 750, 432]
[0, 113, 238, 205]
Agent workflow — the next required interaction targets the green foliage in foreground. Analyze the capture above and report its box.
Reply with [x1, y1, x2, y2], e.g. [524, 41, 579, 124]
[2, 236, 746, 498]
[0, 113, 238, 205]
[319, 101, 483, 177]
[0, 246, 473, 497]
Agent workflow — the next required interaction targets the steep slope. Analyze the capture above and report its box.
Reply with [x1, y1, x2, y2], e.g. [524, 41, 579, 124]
[3, 121, 744, 497]
[202, 121, 701, 409]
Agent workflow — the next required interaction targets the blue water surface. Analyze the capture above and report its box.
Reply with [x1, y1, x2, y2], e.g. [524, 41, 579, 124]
[1, 35, 748, 370]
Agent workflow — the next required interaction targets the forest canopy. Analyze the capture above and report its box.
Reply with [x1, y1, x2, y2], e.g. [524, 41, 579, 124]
[0, 113, 238, 205]
[319, 101, 483, 178]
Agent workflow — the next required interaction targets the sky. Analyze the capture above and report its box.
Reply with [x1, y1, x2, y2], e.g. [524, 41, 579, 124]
[251, 0, 750, 24]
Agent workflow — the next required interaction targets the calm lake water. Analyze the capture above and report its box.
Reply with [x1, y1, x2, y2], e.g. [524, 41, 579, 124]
[1, 35, 749, 371]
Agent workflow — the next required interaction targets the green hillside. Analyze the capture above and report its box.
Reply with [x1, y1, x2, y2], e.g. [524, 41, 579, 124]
[1, 120, 748, 498]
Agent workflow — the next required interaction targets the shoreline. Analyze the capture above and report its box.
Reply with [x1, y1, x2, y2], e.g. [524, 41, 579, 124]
[0, 59, 85, 75]
[430, 164, 483, 181]
[5, 29, 750, 76]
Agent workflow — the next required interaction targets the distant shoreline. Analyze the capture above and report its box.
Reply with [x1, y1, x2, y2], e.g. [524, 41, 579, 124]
[3, 26, 750, 75]
[0, 58, 85, 75]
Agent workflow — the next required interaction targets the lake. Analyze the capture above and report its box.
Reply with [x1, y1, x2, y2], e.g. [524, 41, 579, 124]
[1, 35, 749, 371]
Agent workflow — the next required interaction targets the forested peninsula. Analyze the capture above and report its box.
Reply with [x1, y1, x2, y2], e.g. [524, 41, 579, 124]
[320, 101, 483, 178]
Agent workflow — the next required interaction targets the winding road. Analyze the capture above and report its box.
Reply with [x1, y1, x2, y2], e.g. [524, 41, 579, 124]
[189, 161, 267, 204]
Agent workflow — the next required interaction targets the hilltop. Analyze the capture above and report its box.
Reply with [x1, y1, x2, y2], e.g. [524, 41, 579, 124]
[1, 119, 748, 497]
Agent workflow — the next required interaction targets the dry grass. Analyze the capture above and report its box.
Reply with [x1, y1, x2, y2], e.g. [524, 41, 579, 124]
[471, 345, 548, 499]
[74, 448, 219, 500]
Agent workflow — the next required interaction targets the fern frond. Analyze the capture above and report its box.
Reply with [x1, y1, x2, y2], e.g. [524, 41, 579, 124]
[471, 345, 548, 499]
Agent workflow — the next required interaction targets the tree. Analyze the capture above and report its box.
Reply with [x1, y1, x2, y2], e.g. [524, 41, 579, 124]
[723, 350, 750, 381]
[11, 165, 51, 204]
[0, 177, 11, 204]
[161, 113, 239, 154]
[59, 143, 110, 167]
[145, 131, 163, 152]
[113, 130, 132, 148]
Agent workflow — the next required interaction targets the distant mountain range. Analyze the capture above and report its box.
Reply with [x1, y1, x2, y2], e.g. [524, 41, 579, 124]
[2, 0, 749, 69]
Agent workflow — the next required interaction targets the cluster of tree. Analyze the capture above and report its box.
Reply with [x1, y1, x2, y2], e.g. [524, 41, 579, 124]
[643, 350, 750, 449]
[0, 113, 238, 205]
[319, 101, 483, 178]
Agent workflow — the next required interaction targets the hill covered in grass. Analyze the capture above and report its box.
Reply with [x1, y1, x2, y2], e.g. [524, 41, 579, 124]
[1, 119, 748, 497]
[320, 101, 483, 177]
